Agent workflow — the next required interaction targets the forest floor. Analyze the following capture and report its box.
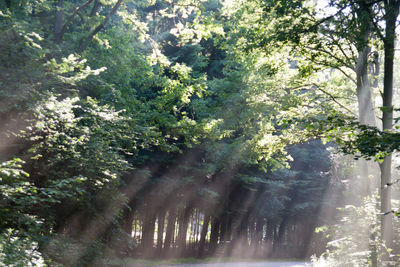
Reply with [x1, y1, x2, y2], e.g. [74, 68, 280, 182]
[108, 258, 309, 267]
[147, 262, 308, 267]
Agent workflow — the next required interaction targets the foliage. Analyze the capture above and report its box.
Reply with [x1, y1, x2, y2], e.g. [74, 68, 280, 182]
[0, 229, 46, 267]
[2, 0, 399, 265]
[311, 194, 400, 266]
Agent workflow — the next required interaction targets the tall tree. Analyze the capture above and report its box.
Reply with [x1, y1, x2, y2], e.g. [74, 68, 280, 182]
[379, 0, 400, 254]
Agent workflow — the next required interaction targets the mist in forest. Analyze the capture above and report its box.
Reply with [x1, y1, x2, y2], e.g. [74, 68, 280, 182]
[2, 0, 400, 266]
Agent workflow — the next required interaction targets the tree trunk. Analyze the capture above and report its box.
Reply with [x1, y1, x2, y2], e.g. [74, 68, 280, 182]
[354, 1, 378, 200]
[122, 200, 136, 236]
[226, 214, 232, 243]
[54, 0, 63, 44]
[253, 216, 264, 257]
[355, 29, 375, 126]
[141, 208, 156, 257]
[264, 220, 274, 256]
[249, 217, 256, 248]
[219, 213, 227, 243]
[90, 0, 101, 16]
[120, 204, 135, 255]
[177, 205, 192, 255]
[197, 214, 210, 258]
[209, 216, 220, 255]
[194, 209, 200, 244]
[380, 0, 400, 258]
[228, 211, 249, 257]
[163, 208, 177, 257]
[274, 218, 287, 254]
[157, 209, 166, 254]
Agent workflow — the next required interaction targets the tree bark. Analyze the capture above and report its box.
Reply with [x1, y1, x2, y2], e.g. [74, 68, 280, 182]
[264, 220, 274, 250]
[209, 216, 220, 255]
[274, 218, 287, 253]
[194, 209, 200, 244]
[354, 1, 378, 199]
[122, 209, 134, 236]
[380, 0, 400, 257]
[163, 208, 177, 257]
[156, 209, 166, 254]
[177, 205, 192, 255]
[355, 25, 375, 127]
[54, 0, 63, 44]
[141, 208, 156, 257]
[197, 214, 210, 258]
[253, 216, 264, 257]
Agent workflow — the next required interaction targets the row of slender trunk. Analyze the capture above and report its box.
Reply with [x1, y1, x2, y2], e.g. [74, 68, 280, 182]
[121, 206, 320, 259]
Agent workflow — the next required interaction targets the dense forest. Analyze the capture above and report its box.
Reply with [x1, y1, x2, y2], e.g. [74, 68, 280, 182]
[1, 0, 400, 266]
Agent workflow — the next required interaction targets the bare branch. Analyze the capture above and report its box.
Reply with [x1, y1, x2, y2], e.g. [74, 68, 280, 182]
[336, 67, 357, 85]
[312, 83, 354, 113]
[305, 46, 355, 70]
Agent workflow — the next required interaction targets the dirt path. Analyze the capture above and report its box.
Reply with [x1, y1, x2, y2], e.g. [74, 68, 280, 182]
[129, 262, 309, 267]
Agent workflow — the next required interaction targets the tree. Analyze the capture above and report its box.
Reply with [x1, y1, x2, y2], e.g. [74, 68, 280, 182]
[378, 0, 400, 254]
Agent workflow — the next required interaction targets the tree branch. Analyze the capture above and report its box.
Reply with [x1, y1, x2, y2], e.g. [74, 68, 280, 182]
[312, 83, 354, 113]
[124, 16, 163, 60]
[328, 31, 356, 67]
[56, 0, 94, 44]
[305, 46, 355, 70]
[90, 0, 101, 17]
[311, 58, 357, 84]
[371, 19, 385, 41]
[78, 0, 124, 53]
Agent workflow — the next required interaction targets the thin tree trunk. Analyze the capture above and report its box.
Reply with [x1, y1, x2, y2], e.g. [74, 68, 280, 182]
[264, 220, 273, 244]
[354, 2, 377, 200]
[163, 208, 177, 257]
[133, 216, 137, 240]
[253, 216, 264, 257]
[193, 209, 199, 244]
[54, 0, 63, 44]
[157, 209, 166, 254]
[380, 1, 400, 258]
[229, 211, 249, 257]
[355, 29, 375, 127]
[177, 205, 192, 255]
[226, 214, 232, 243]
[219, 215, 225, 243]
[122, 207, 134, 236]
[209, 216, 220, 255]
[197, 213, 210, 258]
[142, 208, 156, 257]
[274, 218, 287, 253]
[194, 211, 199, 244]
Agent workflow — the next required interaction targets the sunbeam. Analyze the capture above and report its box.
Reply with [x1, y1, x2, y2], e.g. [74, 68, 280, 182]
[2, 0, 400, 266]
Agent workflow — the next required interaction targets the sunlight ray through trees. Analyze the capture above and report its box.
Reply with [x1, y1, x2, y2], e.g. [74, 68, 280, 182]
[1, 0, 400, 266]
